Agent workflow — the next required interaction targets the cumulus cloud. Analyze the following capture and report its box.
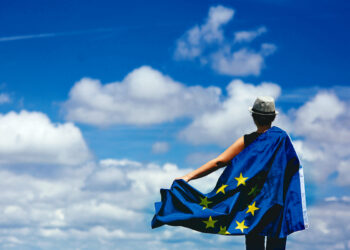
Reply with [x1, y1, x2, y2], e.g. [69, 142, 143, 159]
[293, 92, 347, 142]
[152, 141, 170, 154]
[0, 110, 91, 165]
[63, 66, 221, 126]
[174, 6, 276, 76]
[290, 92, 350, 186]
[174, 5, 234, 60]
[0, 163, 145, 248]
[211, 46, 271, 76]
[234, 26, 267, 43]
[1, 152, 348, 249]
[210, 43, 277, 77]
[0, 156, 230, 248]
[179, 79, 285, 146]
[289, 199, 350, 250]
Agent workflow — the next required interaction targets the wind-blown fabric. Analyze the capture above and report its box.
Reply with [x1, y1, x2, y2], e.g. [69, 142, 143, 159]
[151, 126, 308, 238]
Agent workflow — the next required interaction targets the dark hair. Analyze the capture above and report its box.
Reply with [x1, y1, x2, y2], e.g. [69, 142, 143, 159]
[252, 113, 276, 126]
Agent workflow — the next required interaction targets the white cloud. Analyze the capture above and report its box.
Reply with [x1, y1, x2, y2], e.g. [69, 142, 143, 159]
[211, 43, 277, 76]
[289, 200, 350, 249]
[0, 149, 242, 249]
[293, 92, 348, 142]
[324, 196, 350, 202]
[336, 160, 350, 186]
[186, 151, 220, 166]
[211, 47, 264, 76]
[0, 93, 10, 104]
[0, 156, 214, 248]
[174, 5, 234, 60]
[152, 141, 170, 154]
[84, 167, 127, 190]
[292, 140, 324, 162]
[0, 110, 91, 165]
[1, 153, 349, 249]
[63, 66, 221, 126]
[260, 43, 277, 56]
[290, 92, 350, 185]
[234, 26, 267, 43]
[99, 158, 142, 168]
[179, 79, 283, 146]
[174, 6, 276, 76]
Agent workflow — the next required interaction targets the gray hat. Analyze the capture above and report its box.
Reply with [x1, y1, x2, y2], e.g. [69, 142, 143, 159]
[248, 96, 278, 115]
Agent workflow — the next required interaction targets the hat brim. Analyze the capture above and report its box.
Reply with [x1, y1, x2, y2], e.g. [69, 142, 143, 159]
[248, 107, 278, 115]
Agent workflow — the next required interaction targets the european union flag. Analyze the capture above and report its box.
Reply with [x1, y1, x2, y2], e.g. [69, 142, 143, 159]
[151, 126, 308, 238]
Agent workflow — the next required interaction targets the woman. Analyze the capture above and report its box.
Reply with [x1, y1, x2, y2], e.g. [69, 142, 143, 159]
[152, 96, 308, 250]
[175, 96, 286, 250]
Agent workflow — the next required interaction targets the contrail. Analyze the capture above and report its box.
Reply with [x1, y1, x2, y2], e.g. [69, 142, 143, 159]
[0, 33, 58, 42]
[0, 23, 186, 43]
[0, 27, 124, 42]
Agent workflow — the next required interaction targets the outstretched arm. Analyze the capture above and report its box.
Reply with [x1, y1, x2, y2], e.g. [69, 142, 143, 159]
[175, 136, 245, 182]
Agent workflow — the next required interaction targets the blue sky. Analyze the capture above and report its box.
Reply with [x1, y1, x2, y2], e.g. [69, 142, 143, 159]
[0, 0, 350, 249]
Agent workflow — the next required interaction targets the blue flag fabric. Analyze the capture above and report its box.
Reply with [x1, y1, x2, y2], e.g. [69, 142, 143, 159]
[151, 126, 308, 238]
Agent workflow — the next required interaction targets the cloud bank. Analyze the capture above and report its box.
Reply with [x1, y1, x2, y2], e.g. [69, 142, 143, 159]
[0, 156, 227, 249]
[1, 153, 349, 249]
[3, 85, 350, 249]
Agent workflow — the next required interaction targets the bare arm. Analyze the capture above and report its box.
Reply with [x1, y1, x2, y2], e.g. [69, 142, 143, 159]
[176, 136, 245, 182]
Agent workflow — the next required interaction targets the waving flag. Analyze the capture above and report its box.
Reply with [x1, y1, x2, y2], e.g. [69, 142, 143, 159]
[151, 126, 308, 238]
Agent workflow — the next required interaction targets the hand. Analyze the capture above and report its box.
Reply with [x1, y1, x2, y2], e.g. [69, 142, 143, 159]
[175, 175, 190, 182]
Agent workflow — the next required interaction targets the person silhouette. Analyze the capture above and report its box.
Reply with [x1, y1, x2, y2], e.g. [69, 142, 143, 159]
[152, 96, 308, 250]
[175, 97, 289, 250]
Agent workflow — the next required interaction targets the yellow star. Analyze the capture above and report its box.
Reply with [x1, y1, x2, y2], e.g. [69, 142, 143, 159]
[199, 196, 212, 209]
[246, 201, 260, 216]
[216, 184, 228, 194]
[218, 226, 230, 235]
[235, 220, 249, 233]
[235, 173, 248, 187]
[202, 216, 217, 229]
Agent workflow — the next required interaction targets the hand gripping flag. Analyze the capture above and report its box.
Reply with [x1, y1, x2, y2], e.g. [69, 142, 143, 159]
[151, 126, 308, 238]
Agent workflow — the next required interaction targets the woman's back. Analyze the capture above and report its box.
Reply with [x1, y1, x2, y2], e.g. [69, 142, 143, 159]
[243, 131, 287, 250]
[152, 97, 308, 250]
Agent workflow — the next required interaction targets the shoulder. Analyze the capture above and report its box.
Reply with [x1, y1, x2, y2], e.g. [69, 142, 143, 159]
[244, 131, 260, 141]
[244, 132, 262, 148]
[269, 126, 289, 138]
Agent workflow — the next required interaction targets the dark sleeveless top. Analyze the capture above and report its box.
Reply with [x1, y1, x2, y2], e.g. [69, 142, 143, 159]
[244, 132, 262, 148]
